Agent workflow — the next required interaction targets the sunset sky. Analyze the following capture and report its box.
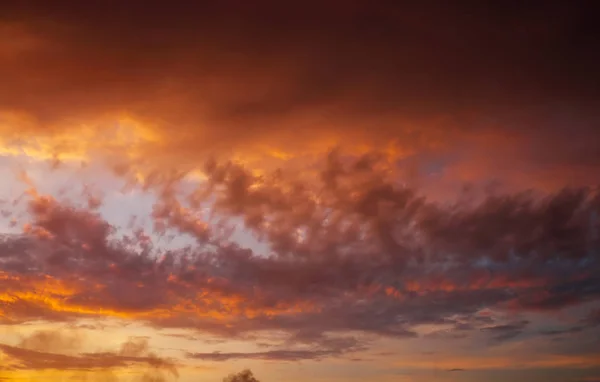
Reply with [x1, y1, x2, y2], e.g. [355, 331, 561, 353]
[1, 1, 599, 381]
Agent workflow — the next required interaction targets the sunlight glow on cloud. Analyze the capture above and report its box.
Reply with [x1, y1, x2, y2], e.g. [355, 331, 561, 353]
[0, 2, 599, 382]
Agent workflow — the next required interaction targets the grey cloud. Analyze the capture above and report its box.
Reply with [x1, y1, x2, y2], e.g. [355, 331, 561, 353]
[481, 320, 530, 343]
[189, 349, 334, 362]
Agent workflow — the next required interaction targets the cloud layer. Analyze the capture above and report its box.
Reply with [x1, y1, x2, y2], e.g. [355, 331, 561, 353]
[1, 1, 599, 192]
[0, 154, 598, 362]
[0, 331, 177, 381]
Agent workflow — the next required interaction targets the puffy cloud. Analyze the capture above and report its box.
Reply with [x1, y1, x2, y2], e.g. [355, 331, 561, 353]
[0, 153, 598, 357]
[16, 329, 83, 354]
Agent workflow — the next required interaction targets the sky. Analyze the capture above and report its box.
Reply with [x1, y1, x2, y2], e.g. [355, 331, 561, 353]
[0, 1, 599, 381]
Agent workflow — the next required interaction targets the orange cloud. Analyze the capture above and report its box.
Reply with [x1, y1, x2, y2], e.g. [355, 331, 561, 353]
[0, 331, 178, 381]
[395, 353, 600, 371]
[1, 3, 598, 195]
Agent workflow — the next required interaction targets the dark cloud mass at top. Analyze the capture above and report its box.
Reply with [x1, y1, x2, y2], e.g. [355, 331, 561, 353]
[0, 1, 599, 177]
[1, 1, 598, 114]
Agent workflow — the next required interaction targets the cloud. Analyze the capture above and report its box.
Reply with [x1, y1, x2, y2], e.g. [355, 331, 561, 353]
[0, 331, 178, 381]
[584, 309, 600, 327]
[188, 333, 365, 362]
[481, 320, 530, 343]
[539, 326, 585, 336]
[0, 153, 598, 364]
[0, 2, 599, 194]
[189, 349, 336, 362]
[16, 329, 83, 354]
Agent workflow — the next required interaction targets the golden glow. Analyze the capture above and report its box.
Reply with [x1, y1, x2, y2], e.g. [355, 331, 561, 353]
[0, 271, 321, 326]
[394, 353, 600, 370]
[0, 112, 162, 164]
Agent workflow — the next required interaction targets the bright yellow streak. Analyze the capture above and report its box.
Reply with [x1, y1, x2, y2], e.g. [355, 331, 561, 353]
[0, 111, 162, 163]
[0, 272, 321, 325]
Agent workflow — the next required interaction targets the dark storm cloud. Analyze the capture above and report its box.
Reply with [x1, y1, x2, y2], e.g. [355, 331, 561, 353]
[0, 1, 599, 191]
[1, 0, 597, 117]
